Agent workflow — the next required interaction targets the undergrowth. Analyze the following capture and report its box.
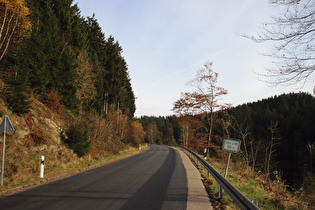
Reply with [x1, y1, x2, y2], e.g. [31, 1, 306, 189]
[186, 152, 312, 209]
[0, 94, 146, 196]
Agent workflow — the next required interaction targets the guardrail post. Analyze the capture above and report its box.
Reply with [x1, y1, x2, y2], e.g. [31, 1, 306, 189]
[218, 172, 223, 198]
[252, 200, 258, 207]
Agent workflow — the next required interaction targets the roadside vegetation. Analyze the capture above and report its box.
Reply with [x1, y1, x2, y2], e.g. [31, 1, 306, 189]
[0, 0, 146, 194]
[187, 151, 314, 209]
[0, 94, 146, 195]
[140, 68, 314, 208]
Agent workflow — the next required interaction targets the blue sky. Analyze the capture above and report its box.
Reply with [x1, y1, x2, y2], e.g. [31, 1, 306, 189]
[75, 0, 314, 117]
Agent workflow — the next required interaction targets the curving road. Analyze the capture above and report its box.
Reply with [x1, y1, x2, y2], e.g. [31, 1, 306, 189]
[1, 145, 192, 210]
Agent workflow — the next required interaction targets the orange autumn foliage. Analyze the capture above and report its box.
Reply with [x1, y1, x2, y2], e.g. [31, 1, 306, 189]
[0, 0, 31, 60]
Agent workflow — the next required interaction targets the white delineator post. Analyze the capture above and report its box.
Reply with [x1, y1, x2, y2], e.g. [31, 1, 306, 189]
[40, 156, 44, 178]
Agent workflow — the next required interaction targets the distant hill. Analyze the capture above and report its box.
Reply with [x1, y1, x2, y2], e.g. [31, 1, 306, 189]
[139, 92, 315, 188]
[231, 92, 315, 187]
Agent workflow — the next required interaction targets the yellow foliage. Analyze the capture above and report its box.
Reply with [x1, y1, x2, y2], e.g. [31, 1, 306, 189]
[0, 0, 31, 33]
[130, 120, 146, 145]
[75, 49, 97, 104]
[0, 0, 31, 59]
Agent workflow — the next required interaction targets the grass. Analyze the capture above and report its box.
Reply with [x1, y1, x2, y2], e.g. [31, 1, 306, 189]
[184, 151, 311, 209]
[0, 145, 147, 197]
[0, 95, 149, 197]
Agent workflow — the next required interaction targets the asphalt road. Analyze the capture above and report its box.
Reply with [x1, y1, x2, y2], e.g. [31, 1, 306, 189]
[0, 145, 188, 210]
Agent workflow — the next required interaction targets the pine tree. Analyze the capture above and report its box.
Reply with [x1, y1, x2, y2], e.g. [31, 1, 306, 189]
[5, 76, 31, 115]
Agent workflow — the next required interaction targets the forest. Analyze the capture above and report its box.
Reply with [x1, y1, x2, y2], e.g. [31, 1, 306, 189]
[139, 92, 315, 188]
[0, 0, 146, 164]
[0, 0, 135, 117]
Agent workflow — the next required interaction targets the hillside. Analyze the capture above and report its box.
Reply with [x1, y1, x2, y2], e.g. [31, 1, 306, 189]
[1, 0, 135, 117]
[0, 88, 145, 193]
[231, 92, 315, 187]
[0, 0, 146, 191]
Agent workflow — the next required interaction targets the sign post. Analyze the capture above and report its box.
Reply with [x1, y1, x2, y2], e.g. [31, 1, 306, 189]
[219, 138, 241, 197]
[222, 138, 241, 178]
[0, 115, 15, 186]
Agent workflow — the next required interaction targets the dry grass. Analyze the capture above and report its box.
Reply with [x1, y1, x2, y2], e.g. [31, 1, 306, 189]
[186, 152, 312, 209]
[0, 96, 145, 196]
[0, 142, 144, 197]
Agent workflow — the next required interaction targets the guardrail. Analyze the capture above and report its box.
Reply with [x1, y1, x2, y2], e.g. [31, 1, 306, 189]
[179, 146, 260, 210]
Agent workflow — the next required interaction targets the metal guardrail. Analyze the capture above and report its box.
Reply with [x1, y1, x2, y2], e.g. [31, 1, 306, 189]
[179, 146, 260, 210]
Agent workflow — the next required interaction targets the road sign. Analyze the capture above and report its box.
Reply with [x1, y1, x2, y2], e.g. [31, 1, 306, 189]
[1, 115, 15, 185]
[0, 115, 15, 132]
[222, 138, 241, 153]
[220, 138, 241, 197]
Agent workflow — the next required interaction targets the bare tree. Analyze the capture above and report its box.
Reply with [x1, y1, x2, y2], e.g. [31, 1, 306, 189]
[221, 110, 232, 139]
[230, 106, 262, 168]
[145, 122, 159, 144]
[265, 121, 280, 178]
[172, 61, 229, 156]
[180, 119, 190, 147]
[306, 141, 314, 173]
[245, 0, 315, 85]
[233, 115, 252, 166]
[249, 138, 262, 168]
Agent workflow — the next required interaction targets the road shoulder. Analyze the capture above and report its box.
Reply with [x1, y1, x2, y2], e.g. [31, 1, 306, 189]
[176, 149, 213, 210]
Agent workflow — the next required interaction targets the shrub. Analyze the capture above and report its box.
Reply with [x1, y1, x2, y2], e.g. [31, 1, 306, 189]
[5, 86, 31, 115]
[61, 123, 91, 157]
[47, 89, 65, 112]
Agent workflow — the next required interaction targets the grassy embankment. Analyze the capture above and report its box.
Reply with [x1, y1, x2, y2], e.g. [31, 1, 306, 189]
[0, 145, 145, 197]
[185, 151, 313, 209]
[0, 94, 147, 196]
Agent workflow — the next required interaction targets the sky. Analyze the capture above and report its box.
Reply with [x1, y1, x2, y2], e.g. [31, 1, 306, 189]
[74, 0, 314, 117]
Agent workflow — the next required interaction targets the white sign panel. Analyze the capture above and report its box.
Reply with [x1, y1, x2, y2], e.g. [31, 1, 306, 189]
[222, 138, 241, 153]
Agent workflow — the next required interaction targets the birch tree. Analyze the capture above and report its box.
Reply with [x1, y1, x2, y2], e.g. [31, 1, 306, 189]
[0, 0, 31, 60]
